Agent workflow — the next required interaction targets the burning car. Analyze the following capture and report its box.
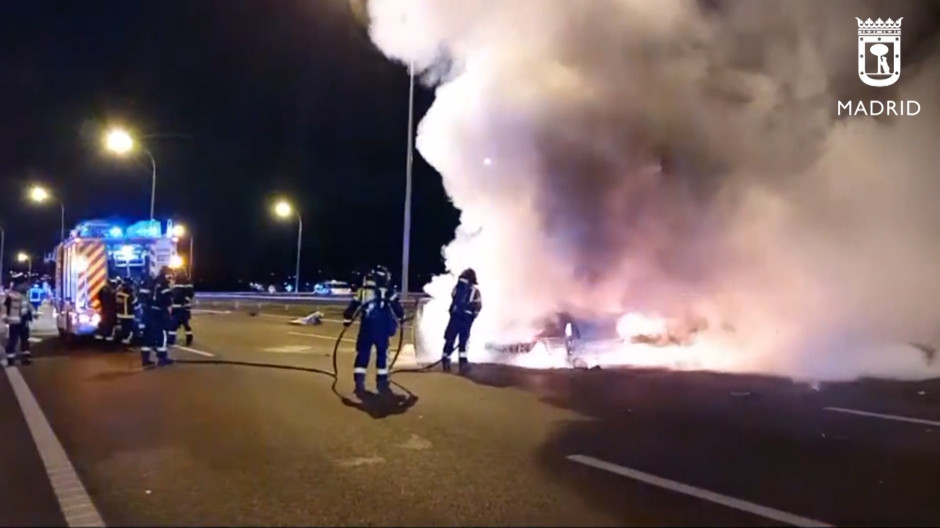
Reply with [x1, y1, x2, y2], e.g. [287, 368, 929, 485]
[480, 309, 711, 369]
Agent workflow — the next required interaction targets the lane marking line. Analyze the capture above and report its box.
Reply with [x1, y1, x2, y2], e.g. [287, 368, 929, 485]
[823, 406, 940, 427]
[6, 367, 106, 527]
[191, 309, 231, 315]
[566, 454, 830, 527]
[28, 337, 43, 343]
[173, 345, 215, 357]
[261, 345, 315, 354]
[288, 331, 357, 344]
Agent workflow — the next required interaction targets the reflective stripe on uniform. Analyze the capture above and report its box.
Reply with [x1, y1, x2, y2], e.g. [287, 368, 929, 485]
[376, 368, 389, 375]
[458, 352, 468, 359]
[353, 367, 367, 374]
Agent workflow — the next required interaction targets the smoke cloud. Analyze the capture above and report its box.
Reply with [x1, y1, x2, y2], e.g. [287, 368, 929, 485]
[367, 0, 940, 381]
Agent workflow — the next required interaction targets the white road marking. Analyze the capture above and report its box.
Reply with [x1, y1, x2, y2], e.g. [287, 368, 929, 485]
[566, 454, 830, 527]
[28, 337, 43, 343]
[6, 367, 106, 527]
[288, 331, 357, 344]
[191, 309, 231, 315]
[823, 406, 940, 427]
[398, 434, 432, 450]
[335, 456, 386, 467]
[173, 345, 215, 357]
[261, 345, 314, 354]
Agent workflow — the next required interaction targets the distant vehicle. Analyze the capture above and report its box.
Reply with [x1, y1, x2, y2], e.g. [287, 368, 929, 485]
[313, 280, 352, 296]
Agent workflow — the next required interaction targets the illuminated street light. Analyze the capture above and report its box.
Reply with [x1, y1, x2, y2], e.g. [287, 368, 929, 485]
[104, 128, 134, 154]
[29, 186, 49, 202]
[171, 224, 195, 279]
[272, 199, 303, 293]
[169, 254, 184, 269]
[103, 126, 158, 222]
[274, 200, 292, 218]
[16, 252, 32, 275]
[27, 185, 66, 242]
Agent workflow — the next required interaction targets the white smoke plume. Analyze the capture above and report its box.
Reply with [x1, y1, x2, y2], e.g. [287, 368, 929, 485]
[366, 0, 940, 381]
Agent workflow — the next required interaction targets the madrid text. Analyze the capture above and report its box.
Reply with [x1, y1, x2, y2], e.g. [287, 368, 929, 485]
[837, 100, 921, 117]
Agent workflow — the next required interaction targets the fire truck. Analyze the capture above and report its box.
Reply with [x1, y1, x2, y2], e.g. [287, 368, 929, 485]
[54, 219, 181, 342]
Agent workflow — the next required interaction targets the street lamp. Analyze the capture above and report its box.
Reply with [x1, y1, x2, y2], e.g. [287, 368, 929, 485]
[16, 252, 31, 275]
[104, 127, 158, 223]
[171, 224, 195, 279]
[273, 200, 302, 293]
[28, 185, 66, 242]
[168, 254, 184, 270]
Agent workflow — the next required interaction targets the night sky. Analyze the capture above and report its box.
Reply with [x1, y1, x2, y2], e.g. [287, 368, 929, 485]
[0, 0, 455, 290]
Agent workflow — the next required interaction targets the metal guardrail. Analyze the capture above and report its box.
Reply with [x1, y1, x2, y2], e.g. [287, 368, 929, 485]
[194, 291, 429, 304]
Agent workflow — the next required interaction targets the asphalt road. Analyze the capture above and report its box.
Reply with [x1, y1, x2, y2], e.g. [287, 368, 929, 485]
[3, 310, 940, 526]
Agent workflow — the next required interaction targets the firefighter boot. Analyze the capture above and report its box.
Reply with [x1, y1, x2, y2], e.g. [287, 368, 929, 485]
[141, 348, 156, 369]
[354, 372, 367, 395]
[441, 356, 452, 373]
[377, 377, 392, 396]
[185, 332, 193, 346]
[157, 352, 174, 367]
[458, 359, 471, 376]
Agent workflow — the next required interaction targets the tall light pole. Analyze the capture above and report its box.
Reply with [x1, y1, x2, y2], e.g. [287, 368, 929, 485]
[0, 226, 5, 288]
[28, 185, 66, 242]
[171, 224, 195, 280]
[17, 252, 31, 276]
[104, 127, 158, 224]
[401, 57, 416, 299]
[273, 200, 303, 293]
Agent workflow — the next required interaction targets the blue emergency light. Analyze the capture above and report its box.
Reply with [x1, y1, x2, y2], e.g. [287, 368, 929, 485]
[72, 219, 176, 240]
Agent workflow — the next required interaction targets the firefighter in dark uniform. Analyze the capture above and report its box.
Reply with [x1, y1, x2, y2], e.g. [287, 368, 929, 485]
[134, 277, 150, 347]
[3, 278, 34, 367]
[169, 270, 195, 346]
[96, 278, 118, 341]
[151, 267, 174, 365]
[342, 265, 404, 394]
[441, 268, 482, 374]
[140, 267, 173, 367]
[114, 278, 137, 344]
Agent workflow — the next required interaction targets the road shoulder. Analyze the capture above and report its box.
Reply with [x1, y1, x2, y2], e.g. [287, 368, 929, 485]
[0, 368, 67, 527]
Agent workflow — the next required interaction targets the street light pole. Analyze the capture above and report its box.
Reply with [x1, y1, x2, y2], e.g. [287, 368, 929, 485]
[401, 58, 416, 300]
[59, 201, 65, 242]
[0, 227, 5, 288]
[189, 236, 194, 282]
[144, 148, 157, 223]
[294, 212, 303, 293]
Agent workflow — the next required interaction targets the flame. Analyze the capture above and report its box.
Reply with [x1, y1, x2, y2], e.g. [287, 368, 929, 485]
[615, 312, 668, 340]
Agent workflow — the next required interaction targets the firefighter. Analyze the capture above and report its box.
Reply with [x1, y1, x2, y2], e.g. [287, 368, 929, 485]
[114, 278, 137, 344]
[169, 270, 195, 346]
[441, 268, 482, 374]
[342, 265, 404, 394]
[96, 278, 119, 341]
[149, 267, 175, 366]
[134, 277, 150, 349]
[3, 277, 35, 367]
